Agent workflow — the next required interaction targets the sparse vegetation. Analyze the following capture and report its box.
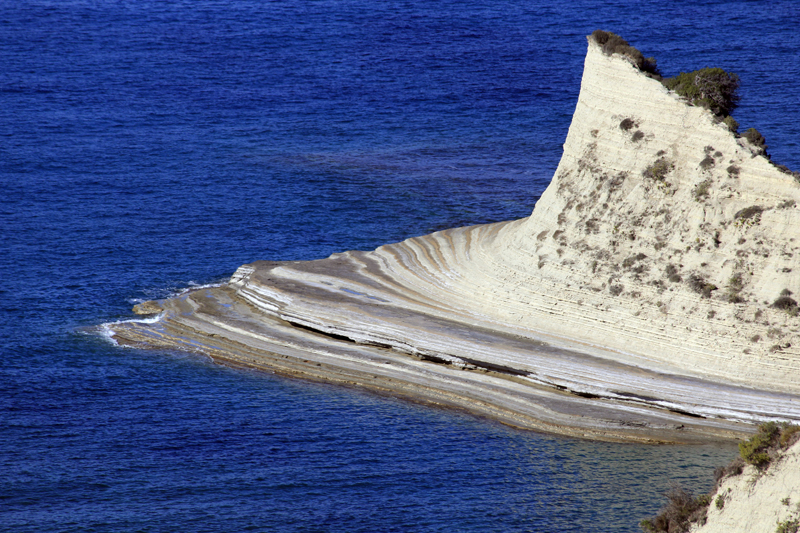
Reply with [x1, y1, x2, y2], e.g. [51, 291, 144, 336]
[620, 118, 636, 131]
[662, 67, 740, 117]
[665, 264, 682, 283]
[623, 253, 647, 269]
[688, 273, 717, 298]
[699, 155, 715, 170]
[776, 519, 800, 533]
[693, 179, 712, 201]
[714, 457, 744, 483]
[727, 164, 740, 178]
[590, 30, 660, 76]
[727, 272, 745, 303]
[734, 205, 764, 226]
[774, 163, 800, 181]
[643, 158, 674, 182]
[632, 130, 645, 142]
[714, 494, 725, 510]
[640, 486, 711, 533]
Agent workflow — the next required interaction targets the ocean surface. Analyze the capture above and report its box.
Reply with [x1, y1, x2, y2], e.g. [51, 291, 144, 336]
[2, 1, 798, 531]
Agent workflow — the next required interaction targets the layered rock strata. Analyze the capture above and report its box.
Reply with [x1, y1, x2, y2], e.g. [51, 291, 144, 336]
[110, 37, 800, 443]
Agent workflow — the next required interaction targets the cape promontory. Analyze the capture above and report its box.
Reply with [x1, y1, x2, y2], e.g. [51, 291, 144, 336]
[109, 34, 800, 443]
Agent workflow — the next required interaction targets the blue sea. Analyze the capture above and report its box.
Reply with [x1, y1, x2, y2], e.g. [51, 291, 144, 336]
[2, 1, 798, 531]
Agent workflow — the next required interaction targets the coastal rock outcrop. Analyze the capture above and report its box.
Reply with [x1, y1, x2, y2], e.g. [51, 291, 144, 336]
[108, 36, 800, 442]
[132, 300, 163, 315]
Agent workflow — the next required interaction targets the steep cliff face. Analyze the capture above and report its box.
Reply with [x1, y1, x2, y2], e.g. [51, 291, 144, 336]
[475, 39, 800, 391]
[690, 440, 800, 532]
[109, 37, 800, 441]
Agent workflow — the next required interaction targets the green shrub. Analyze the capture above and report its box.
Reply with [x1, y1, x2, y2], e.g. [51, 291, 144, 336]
[643, 158, 674, 182]
[590, 30, 660, 75]
[640, 486, 711, 533]
[739, 421, 781, 468]
[776, 519, 800, 533]
[693, 179, 712, 201]
[665, 264, 682, 282]
[662, 67, 740, 116]
[723, 115, 739, 133]
[729, 273, 744, 292]
[727, 273, 745, 303]
[714, 495, 725, 510]
[780, 425, 800, 447]
[714, 457, 744, 483]
[734, 205, 764, 221]
[772, 295, 799, 313]
[699, 156, 715, 170]
[688, 274, 717, 298]
[743, 128, 768, 154]
[620, 118, 636, 131]
[738, 422, 800, 470]
[623, 253, 648, 268]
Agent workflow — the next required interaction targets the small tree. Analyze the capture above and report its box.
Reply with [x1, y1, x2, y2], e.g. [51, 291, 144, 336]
[663, 68, 740, 116]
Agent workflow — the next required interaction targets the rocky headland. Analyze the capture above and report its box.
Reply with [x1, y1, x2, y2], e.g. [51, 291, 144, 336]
[109, 34, 800, 444]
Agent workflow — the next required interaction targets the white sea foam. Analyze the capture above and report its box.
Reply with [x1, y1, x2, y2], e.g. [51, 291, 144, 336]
[126, 279, 227, 305]
[97, 313, 165, 347]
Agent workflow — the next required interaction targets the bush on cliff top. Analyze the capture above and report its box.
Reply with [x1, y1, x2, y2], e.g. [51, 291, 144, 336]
[739, 422, 800, 468]
[743, 127, 768, 154]
[662, 67, 740, 117]
[590, 30, 660, 76]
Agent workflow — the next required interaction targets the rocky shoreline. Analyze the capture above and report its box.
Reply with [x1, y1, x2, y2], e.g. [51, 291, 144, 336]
[109, 35, 800, 443]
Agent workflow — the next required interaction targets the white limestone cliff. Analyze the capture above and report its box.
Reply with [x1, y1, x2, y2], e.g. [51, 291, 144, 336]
[461, 38, 800, 391]
[109, 36, 800, 441]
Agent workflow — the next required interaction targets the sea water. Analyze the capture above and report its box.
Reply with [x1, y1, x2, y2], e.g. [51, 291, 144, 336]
[2, 1, 798, 531]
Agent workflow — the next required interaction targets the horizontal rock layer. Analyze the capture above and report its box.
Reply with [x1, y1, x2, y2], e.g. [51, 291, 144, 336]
[109, 38, 800, 442]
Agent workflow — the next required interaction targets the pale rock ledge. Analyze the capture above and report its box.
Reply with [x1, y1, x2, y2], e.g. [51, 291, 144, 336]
[108, 37, 800, 443]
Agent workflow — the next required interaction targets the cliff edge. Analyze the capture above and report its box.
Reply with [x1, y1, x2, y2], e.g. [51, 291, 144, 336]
[108, 36, 800, 442]
[479, 37, 800, 391]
